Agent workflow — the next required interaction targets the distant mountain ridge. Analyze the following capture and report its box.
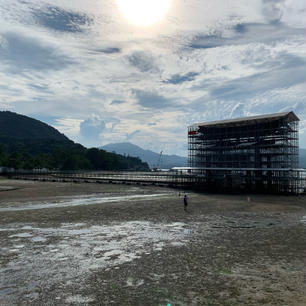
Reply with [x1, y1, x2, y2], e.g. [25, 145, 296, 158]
[102, 142, 306, 169]
[101, 142, 187, 169]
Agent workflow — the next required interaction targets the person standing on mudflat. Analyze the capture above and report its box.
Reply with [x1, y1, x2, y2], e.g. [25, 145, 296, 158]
[184, 194, 188, 212]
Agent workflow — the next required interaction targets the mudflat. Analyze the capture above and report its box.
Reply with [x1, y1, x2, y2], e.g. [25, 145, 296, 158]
[0, 179, 305, 306]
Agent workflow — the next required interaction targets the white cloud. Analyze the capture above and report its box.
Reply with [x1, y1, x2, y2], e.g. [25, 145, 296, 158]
[53, 118, 82, 139]
[0, 0, 305, 155]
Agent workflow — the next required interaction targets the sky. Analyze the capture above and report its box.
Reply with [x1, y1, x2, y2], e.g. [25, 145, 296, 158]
[0, 0, 305, 156]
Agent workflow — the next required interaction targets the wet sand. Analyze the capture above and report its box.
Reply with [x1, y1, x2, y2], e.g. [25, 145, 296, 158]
[0, 179, 305, 306]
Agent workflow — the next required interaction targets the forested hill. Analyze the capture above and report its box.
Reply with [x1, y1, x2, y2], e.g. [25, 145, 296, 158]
[0, 111, 69, 141]
[0, 111, 149, 171]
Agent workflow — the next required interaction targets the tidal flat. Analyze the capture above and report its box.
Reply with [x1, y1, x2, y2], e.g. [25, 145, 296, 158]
[0, 179, 305, 306]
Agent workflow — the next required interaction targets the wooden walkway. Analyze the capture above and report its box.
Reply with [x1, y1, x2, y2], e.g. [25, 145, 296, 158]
[8, 171, 194, 188]
[4, 169, 306, 194]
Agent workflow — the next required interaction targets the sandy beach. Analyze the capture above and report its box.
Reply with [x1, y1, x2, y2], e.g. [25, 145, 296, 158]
[0, 178, 305, 306]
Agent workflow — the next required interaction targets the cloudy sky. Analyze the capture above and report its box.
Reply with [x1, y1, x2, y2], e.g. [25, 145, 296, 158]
[0, 0, 305, 155]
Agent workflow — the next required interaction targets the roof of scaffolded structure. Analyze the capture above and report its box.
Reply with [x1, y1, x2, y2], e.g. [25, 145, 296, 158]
[189, 111, 299, 129]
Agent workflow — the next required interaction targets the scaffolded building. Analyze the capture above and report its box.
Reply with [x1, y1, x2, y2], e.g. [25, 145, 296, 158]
[188, 111, 305, 194]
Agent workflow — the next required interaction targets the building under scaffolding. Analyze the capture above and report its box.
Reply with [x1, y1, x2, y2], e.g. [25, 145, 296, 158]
[187, 111, 305, 194]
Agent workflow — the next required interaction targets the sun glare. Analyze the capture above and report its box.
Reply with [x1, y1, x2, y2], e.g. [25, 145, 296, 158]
[116, 0, 171, 26]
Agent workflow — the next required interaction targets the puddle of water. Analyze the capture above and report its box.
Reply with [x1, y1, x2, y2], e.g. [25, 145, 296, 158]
[104, 250, 123, 258]
[126, 277, 144, 287]
[9, 233, 33, 238]
[67, 229, 92, 235]
[0, 287, 15, 295]
[170, 241, 185, 247]
[21, 226, 33, 230]
[14, 245, 25, 249]
[31, 236, 47, 242]
[154, 242, 164, 251]
[183, 228, 193, 235]
[66, 294, 94, 304]
[166, 222, 186, 227]
[0, 228, 16, 232]
[61, 223, 86, 228]
[0, 186, 16, 191]
[0, 193, 171, 212]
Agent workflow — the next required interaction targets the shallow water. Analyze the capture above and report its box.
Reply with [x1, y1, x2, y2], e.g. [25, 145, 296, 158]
[0, 193, 171, 211]
[0, 186, 16, 191]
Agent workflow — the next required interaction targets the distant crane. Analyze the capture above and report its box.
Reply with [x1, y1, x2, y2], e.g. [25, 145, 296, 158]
[152, 151, 163, 171]
[157, 151, 163, 169]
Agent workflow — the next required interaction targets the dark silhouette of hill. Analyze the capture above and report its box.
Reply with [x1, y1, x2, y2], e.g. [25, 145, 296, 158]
[0, 111, 69, 141]
[0, 111, 149, 171]
[102, 142, 187, 169]
[0, 111, 76, 156]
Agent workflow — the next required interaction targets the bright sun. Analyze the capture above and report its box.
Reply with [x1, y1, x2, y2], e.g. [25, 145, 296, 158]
[116, 0, 171, 26]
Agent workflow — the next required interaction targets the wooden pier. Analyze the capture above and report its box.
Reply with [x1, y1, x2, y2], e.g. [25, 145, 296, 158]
[3, 168, 306, 194]
[6, 170, 193, 189]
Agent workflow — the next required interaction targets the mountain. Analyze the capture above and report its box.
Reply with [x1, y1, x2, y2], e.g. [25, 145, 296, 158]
[0, 111, 69, 141]
[0, 111, 149, 171]
[101, 142, 187, 169]
[0, 111, 76, 155]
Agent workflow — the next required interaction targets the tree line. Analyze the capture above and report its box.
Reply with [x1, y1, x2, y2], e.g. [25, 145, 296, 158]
[0, 143, 149, 171]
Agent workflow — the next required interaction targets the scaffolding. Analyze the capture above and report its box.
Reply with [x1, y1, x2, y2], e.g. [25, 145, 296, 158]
[188, 111, 304, 194]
